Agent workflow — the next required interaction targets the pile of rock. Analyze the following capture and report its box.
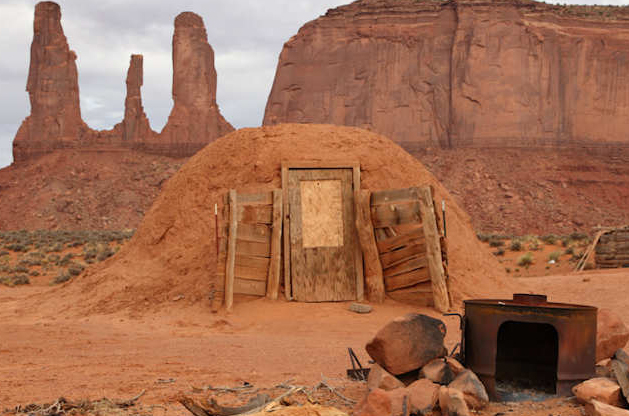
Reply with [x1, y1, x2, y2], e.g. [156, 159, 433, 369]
[354, 313, 488, 416]
[574, 349, 629, 416]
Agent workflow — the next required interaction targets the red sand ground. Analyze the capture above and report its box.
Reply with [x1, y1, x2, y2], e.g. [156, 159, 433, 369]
[1, 268, 628, 415]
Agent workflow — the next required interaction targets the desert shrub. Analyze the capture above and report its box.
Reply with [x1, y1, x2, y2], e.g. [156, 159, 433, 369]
[517, 253, 534, 268]
[564, 246, 575, 255]
[83, 245, 98, 261]
[489, 238, 505, 248]
[505, 268, 511, 273]
[493, 248, 505, 256]
[560, 236, 571, 247]
[0, 250, 9, 257]
[47, 254, 61, 264]
[548, 251, 562, 262]
[509, 240, 522, 251]
[0, 274, 30, 286]
[13, 265, 29, 273]
[540, 234, 558, 245]
[58, 253, 74, 267]
[30, 270, 40, 276]
[53, 271, 71, 284]
[570, 232, 589, 241]
[528, 240, 541, 251]
[477, 233, 491, 242]
[5, 243, 27, 252]
[67, 263, 84, 276]
[96, 246, 115, 262]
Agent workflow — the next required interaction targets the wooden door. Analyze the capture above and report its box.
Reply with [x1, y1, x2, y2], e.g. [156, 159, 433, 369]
[287, 169, 357, 301]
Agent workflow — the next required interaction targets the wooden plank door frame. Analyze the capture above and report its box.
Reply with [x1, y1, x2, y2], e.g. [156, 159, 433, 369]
[281, 160, 363, 301]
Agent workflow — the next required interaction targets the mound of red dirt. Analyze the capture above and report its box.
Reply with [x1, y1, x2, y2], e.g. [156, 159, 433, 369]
[43, 124, 513, 315]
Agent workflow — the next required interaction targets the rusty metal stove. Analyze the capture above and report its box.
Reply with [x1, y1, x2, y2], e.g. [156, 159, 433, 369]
[463, 294, 597, 401]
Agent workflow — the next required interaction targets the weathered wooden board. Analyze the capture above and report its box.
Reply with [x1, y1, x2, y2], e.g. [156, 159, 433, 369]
[385, 267, 431, 291]
[288, 168, 358, 302]
[376, 226, 424, 254]
[355, 189, 385, 303]
[370, 187, 450, 311]
[234, 278, 266, 296]
[379, 243, 427, 268]
[223, 189, 282, 307]
[370, 201, 421, 228]
[266, 189, 283, 299]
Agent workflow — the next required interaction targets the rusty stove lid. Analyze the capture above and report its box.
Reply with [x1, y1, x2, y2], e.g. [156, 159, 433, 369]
[464, 293, 596, 311]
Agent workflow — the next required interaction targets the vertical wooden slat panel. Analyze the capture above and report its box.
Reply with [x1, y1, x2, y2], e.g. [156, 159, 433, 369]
[281, 165, 292, 300]
[266, 189, 283, 299]
[355, 189, 385, 303]
[353, 164, 364, 301]
[225, 189, 238, 311]
[417, 186, 450, 312]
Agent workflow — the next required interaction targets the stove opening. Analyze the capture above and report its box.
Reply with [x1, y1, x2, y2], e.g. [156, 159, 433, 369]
[495, 321, 558, 396]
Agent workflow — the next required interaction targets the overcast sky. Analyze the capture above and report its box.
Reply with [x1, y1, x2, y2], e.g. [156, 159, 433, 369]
[1, 0, 628, 168]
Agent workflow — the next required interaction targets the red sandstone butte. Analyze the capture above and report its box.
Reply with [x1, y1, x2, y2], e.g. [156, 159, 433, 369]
[12, 2, 233, 162]
[158, 12, 234, 157]
[263, 0, 629, 151]
[13, 1, 87, 162]
[119, 54, 153, 144]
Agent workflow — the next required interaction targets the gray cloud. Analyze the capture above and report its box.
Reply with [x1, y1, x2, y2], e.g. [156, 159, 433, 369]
[1, 0, 628, 168]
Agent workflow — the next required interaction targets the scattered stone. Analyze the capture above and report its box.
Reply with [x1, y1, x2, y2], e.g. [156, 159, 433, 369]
[572, 377, 623, 407]
[367, 363, 405, 391]
[349, 302, 373, 314]
[611, 359, 629, 403]
[353, 388, 407, 416]
[420, 357, 463, 385]
[448, 370, 489, 409]
[365, 313, 447, 375]
[615, 349, 629, 366]
[438, 386, 470, 416]
[406, 378, 439, 415]
[597, 309, 629, 362]
[586, 399, 629, 416]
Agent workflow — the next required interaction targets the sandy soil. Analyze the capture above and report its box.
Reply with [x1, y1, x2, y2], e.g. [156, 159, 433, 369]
[1, 267, 628, 415]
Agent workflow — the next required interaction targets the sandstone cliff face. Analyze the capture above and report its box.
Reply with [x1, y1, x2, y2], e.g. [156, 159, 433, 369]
[158, 12, 234, 157]
[13, 3, 232, 162]
[13, 1, 86, 162]
[263, 0, 629, 150]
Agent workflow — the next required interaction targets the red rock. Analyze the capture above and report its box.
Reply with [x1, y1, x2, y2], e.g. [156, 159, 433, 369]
[120, 54, 153, 144]
[13, 3, 233, 162]
[438, 386, 470, 416]
[367, 363, 405, 391]
[13, 1, 86, 162]
[597, 309, 629, 362]
[420, 357, 463, 385]
[448, 370, 489, 409]
[365, 313, 447, 375]
[406, 378, 439, 415]
[572, 377, 623, 407]
[263, 0, 629, 150]
[158, 12, 234, 157]
[353, 388, 407, 416]
[586, 399, 629, 416]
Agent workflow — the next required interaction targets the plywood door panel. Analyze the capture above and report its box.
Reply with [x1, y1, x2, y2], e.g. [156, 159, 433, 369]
[288, 169, 357, 302]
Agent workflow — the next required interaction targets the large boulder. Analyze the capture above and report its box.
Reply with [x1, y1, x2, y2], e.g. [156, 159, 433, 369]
[365, 313, 447, 375]
[448, 370, 489, 409]
[367, 363, 405, 392]
[597, 309, 629, 362]
[438, 386, 470, 416]
[573, 378, 623, 407]
[406, 379, 439, 415]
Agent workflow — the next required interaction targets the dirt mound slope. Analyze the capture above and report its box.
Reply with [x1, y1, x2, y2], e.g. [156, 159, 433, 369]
[41, 124, 512, 315]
